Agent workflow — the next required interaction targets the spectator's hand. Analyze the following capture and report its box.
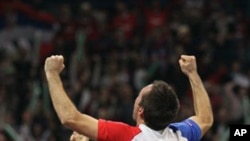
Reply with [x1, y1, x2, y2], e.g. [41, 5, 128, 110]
[179, 55, 197, 77]
[70, 132, 89, 141]
[44, 55, 65, 74]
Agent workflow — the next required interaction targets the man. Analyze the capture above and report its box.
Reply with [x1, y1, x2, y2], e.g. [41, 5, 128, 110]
[44, 55, 213, 141]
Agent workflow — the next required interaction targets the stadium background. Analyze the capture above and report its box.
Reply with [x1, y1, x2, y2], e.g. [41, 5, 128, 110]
[0, 0, 250, 140]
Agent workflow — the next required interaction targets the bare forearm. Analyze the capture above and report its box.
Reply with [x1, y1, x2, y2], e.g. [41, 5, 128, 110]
[44, 55, 98, 139]
[188, 73, 213, 124]
[178, 55, 213, 136]
[46, 72, 79, 123]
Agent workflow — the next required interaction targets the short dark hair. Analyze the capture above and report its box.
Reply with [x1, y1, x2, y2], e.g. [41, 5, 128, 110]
[139, 80, 180, 130]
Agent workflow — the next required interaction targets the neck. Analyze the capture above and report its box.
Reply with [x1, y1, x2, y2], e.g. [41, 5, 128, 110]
[136, 118, 145, 126]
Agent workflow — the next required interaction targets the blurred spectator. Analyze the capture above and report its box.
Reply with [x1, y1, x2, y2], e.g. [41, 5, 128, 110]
[0, 130, 11, 141]
[144, 0, 169, 35]
[111, 1, 137, 40]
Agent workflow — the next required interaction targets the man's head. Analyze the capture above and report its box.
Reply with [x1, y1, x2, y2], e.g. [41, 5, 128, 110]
[133, 80, 180, 130]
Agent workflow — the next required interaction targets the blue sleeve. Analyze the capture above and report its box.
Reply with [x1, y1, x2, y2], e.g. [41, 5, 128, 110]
[169, 119, 201, 141]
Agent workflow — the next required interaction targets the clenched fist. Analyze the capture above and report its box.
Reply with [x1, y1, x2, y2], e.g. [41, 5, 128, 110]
[44, 55, 65, 74]
[179, 55, 197, 77]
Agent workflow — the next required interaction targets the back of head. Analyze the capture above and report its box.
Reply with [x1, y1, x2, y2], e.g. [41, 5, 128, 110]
[139, 80, 180, 130]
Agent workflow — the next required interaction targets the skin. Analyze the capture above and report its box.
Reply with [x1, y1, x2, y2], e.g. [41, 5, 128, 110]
[44, 55, 213, 140]
[70, 132, 89, 141]
[179, 55, 213, 137]
[132, 84, 152, 126]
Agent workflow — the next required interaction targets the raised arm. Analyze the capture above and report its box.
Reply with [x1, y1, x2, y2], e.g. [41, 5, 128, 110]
[179, 55, 213, 137]
[44, 55, 98, 140]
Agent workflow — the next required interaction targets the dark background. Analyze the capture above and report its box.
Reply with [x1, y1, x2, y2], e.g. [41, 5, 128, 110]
[0, 0, 250, 141]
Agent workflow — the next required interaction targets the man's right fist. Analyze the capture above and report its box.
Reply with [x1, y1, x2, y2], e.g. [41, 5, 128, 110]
[178, 55, 197, 76]
[44, 55, 65, 74]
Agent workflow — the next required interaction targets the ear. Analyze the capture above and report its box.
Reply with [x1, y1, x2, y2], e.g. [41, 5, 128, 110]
[138, 107, 144, 118]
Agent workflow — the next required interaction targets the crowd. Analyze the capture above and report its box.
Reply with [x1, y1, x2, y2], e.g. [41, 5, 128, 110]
[0, 0, 250, 141]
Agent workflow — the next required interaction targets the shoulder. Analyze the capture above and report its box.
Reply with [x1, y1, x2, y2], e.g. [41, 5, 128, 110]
[169, 119, 202, 141]
[98, 119, 141, 141]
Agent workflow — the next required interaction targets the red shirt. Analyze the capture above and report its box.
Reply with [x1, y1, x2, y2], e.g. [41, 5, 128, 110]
[112, 12, 137, 39]
[145, 9, 168, 34]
